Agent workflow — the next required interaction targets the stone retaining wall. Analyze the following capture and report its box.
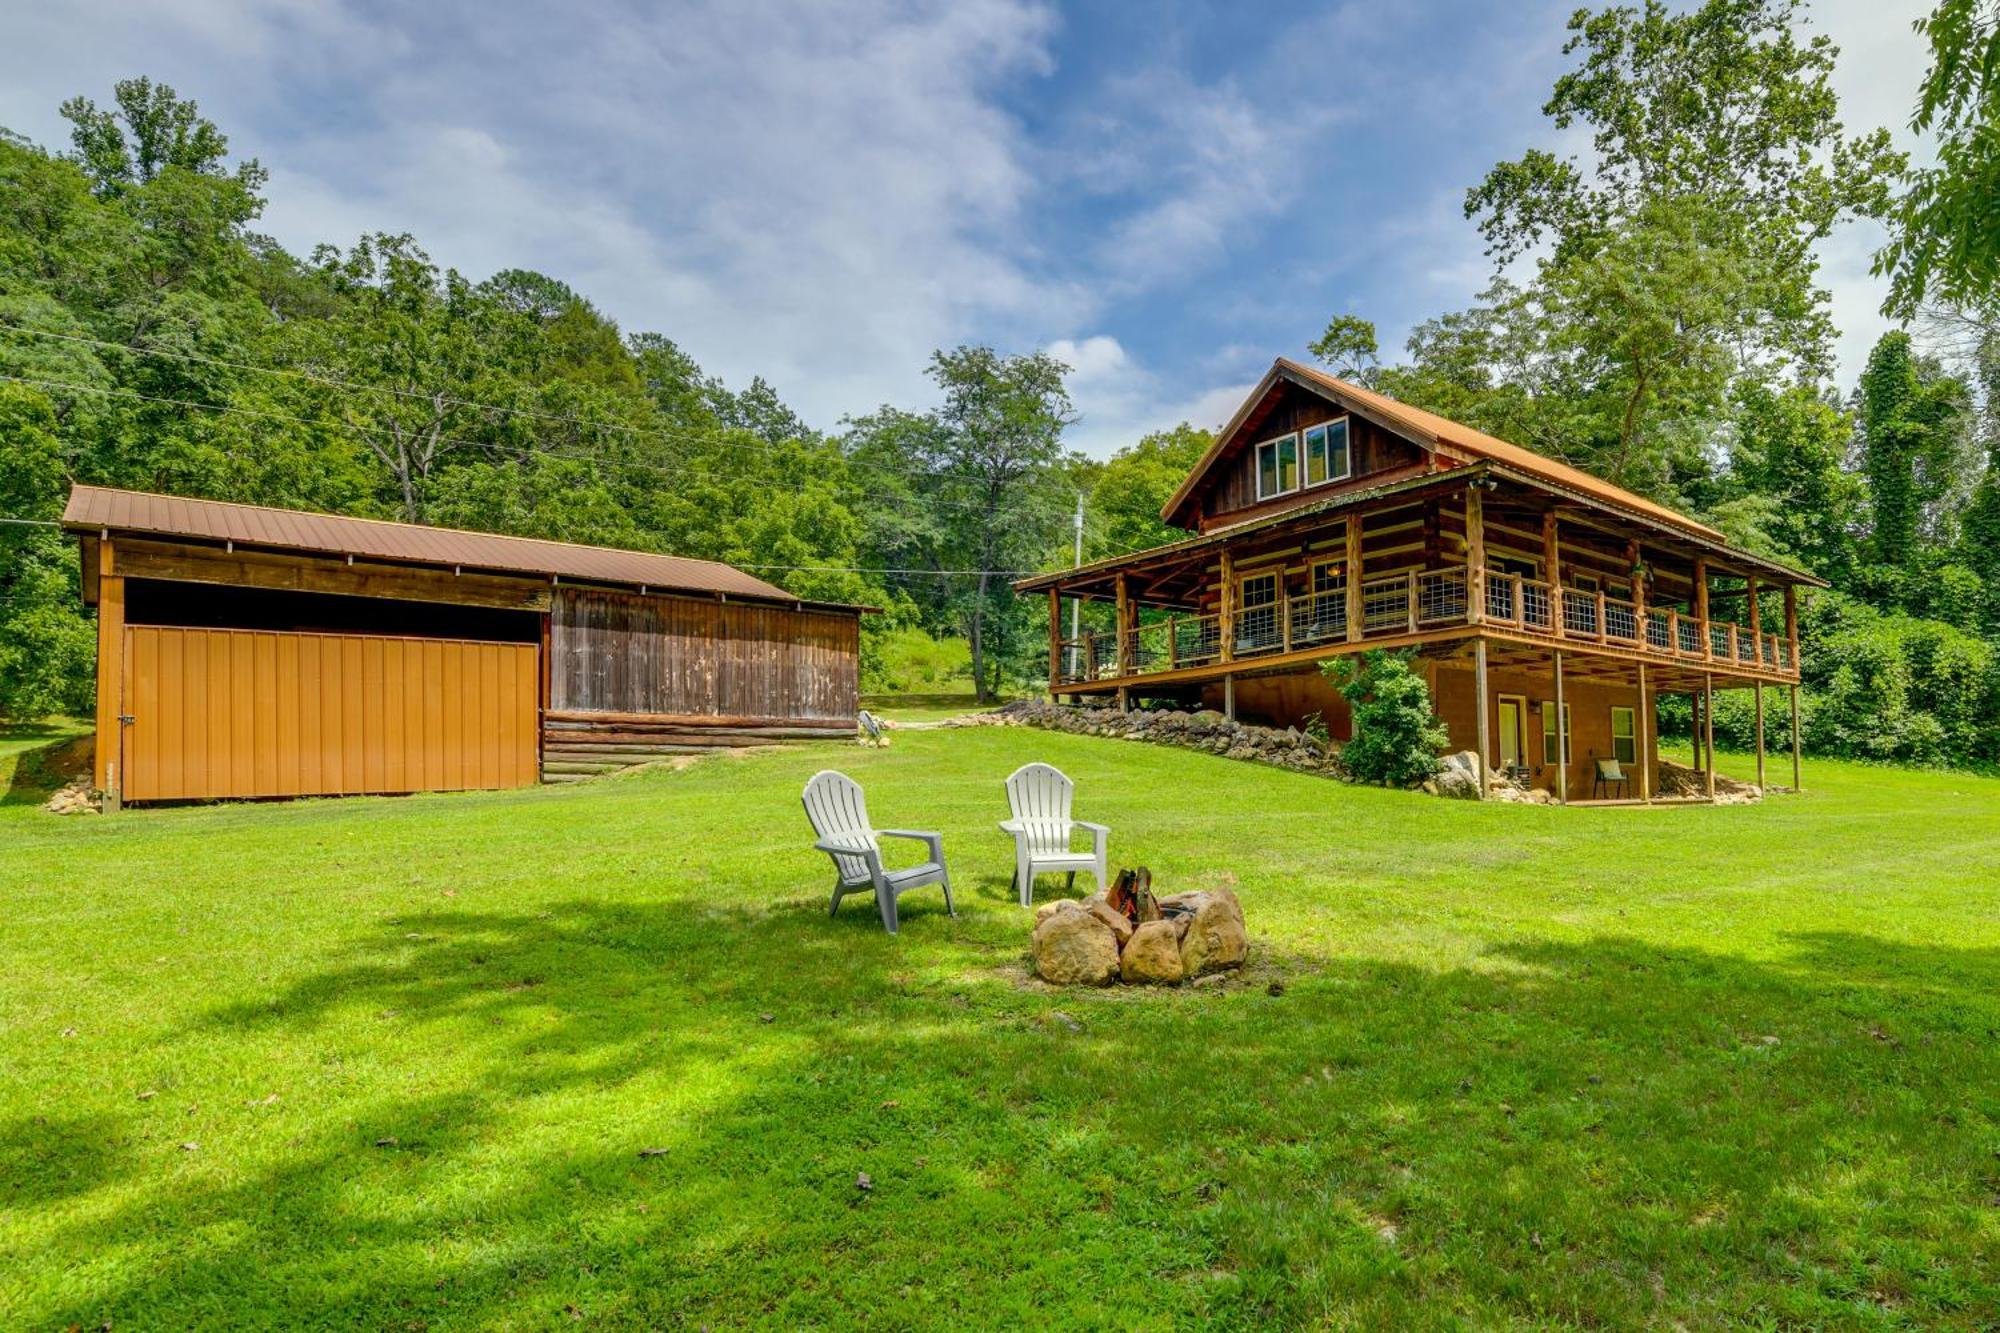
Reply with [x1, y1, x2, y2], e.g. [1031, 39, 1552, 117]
[949, 699, 1340, 776]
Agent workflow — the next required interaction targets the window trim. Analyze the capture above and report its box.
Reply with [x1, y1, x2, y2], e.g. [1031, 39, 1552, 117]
[1541, 701, 1572, 767]
[1253, 431, 1301, 500]
[1302, 415, 1353, 489]
[1610, 705, 1637, 765]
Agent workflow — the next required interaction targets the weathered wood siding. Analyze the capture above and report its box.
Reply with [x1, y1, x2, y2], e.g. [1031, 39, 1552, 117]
[549, 587, 859, 723]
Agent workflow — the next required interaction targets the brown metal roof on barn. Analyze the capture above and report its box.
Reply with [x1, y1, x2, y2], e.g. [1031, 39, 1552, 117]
[63, 485, 801, 603]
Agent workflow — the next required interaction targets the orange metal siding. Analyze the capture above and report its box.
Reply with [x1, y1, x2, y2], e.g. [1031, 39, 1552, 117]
[122, 626, 537, 800]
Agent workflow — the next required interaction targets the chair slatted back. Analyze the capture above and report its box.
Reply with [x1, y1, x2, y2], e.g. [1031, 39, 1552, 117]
[1005, 762, 1075, 856]
[802, 770, 877, 881]
[1596, 757, 1625, 781]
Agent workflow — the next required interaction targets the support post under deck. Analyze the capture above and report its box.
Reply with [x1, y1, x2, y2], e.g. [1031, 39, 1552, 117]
[1552, 649, 1567, 805]
[1473, 637, 1490, 800]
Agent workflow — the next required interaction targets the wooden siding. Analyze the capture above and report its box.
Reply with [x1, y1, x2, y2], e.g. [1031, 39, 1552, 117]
[120, 626, 538, 800]
[113, 537, 551, 612]
[550, 587, 859, 723]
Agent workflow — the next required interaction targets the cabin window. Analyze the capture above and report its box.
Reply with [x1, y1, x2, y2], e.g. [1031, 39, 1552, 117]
[1255, 432, 1299, 499]
[1542, 702, 1571, 766]
[1610, 706, 1637, 765]
[1238, 571, 1280, 650]
[1303, 418, 1351, 486]
[1310, 560, 1345, 595]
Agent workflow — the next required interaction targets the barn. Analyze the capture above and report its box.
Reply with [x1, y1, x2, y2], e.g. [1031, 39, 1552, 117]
[65, 486, 866, 807]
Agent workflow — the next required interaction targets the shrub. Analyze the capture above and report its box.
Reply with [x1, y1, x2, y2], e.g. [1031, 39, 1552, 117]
[1324, 650, 1448, 786]
[862, 625, 972, 694]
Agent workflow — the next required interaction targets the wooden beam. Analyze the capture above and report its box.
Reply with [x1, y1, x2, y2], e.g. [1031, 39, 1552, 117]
[1638, 659, 1652, 802]
[1704, 673, 1717, 802]
[1115, 573, 1133, 677]
[1800, 684, 1816, 788]
[1048, 587, 1061, 693]
[93, 538, 125, 809]
[1784, 584, 1799, 672]
[1754, 684, 1766, 790]
[1693, 557, 1710, 657]
[1223, 673, 1236, 722]
[1345, 517, 1363, 643]
[1219, 547, 1236, 663]
[1474, 636, 1490, 800]
[113, 537, 552, 612]
[1552, 648, 1567, 804]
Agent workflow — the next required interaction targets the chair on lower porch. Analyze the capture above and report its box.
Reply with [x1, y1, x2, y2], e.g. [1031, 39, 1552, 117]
[1592, 757, 1631, 800]
[801, 770, 954, 934]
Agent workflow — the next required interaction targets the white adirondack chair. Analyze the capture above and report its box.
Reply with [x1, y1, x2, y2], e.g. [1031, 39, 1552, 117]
[999, 762, 1109, 908]
[801, 770, 953, 934]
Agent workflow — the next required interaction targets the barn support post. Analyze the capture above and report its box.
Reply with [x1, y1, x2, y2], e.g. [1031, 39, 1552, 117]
[1473, 637, 1490, 800]
[1790, 684, 1802, 792]
[93, 538, 125, 811]
[1704, 673, 1717, 803]
[1638, 659, 1652, 803]
[1753, 683, 1766, 790]
[1552, 648, 1567, 804]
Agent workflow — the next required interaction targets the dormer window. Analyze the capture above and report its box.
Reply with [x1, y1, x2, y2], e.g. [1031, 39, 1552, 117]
[1254, 432, 1299, 499]
[1255, 419, 1351, 502]
[1304, 418, 1351, 485]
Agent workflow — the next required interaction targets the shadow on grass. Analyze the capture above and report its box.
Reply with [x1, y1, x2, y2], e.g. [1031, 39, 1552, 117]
[26, 900, 2000, 1329]
[1, 724, 91, 808]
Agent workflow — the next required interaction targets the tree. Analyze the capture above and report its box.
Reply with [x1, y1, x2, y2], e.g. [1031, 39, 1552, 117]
[1468, 0, 1900, 377]
[1857, 331, 1971, 575]
[1876, 0, 2000, 316]
[1087, 424, 1213, 554]
[924, 347, 1076, 702]
[1722, 380, 1864, 583]
[58, 76, 264, 199]
[1308, 314, 1380, 383]
[0, 386, 97, 719]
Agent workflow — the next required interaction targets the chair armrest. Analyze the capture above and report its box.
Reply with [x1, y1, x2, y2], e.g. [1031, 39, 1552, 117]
[1072, 820, 1110, 836]
[878, 829, 945, 862]
[813, 837, 882, 865]
[998, 819, 1027, 834]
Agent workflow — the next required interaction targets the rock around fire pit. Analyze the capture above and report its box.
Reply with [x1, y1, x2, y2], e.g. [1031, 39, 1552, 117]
[1031, 868, 1247, 986]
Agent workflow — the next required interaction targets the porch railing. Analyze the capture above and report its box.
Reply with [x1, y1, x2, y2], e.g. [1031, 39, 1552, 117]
[1051, 566, 1800, 685]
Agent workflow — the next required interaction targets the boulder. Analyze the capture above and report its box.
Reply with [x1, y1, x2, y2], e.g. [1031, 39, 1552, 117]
[1170, 889, 1248, 977]
[1080, 896, 1135, 948]
[1032, 907, 1120, 986]
[1120, 920, 1185, 984]
[1434, 751, 1482, 800]
[1034, 899, 1079, 924]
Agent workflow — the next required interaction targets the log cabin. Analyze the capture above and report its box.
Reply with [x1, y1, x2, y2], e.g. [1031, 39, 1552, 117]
[1014, 359, 1823, 802]
[64, 486, 866, 807]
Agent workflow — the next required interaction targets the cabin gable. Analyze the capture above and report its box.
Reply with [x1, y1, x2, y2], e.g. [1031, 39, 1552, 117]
[1166, 369, 1433, 533]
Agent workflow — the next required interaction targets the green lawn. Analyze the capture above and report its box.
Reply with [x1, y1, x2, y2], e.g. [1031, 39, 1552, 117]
[2, 729, 1997, 1329]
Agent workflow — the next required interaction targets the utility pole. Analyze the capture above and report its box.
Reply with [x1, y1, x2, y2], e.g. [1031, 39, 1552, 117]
[1069, 490, 1084, 678]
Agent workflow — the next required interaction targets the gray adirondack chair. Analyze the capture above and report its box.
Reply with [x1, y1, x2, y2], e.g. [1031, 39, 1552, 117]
[999, 762, 1109, 908]
[801, 770, 953, 934]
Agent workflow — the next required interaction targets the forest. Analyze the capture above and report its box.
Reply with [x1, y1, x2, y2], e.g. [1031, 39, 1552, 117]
[3, 0, 2000, 767]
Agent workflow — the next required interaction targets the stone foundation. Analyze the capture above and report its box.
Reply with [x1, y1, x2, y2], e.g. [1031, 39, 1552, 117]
[953, 699, 1338, 775]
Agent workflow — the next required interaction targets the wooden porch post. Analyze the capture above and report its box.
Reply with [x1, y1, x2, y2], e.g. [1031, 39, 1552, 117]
[1638, 660, 1652, 802]
[1785, 584, 1800, 676]
[1703, 673, 1717, 802]
[1542, 512, 1561, 638]
[1219, 548, 1236, 663]
[1753, 683, 1766, 790]
[1693, 557, 1711, 659]
[1047, 587, 1061, 694]
[1465, 485, 1486, 625]
[1552, 649, 1567, 804]
[1474, 637, 1490, 800]
[1747, 579, 1762, 664]
[1800, 684, 1816, 788]
[1345, 517, 1363, 642]
[1223, 673, 1236, 722]
[93, 537, 125, 811]
[1115, 573, 1133, 678]
[1630, 540, 1647, 640]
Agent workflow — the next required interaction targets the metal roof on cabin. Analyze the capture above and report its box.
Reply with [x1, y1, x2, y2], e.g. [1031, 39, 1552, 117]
[62, 485, 800, 603]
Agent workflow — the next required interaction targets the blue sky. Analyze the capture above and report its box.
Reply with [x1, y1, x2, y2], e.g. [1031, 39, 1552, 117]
[1, 0, 1933, 456]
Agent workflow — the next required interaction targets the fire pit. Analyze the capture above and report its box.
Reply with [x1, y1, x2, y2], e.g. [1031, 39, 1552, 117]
[1031, 868, 1247, 986]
